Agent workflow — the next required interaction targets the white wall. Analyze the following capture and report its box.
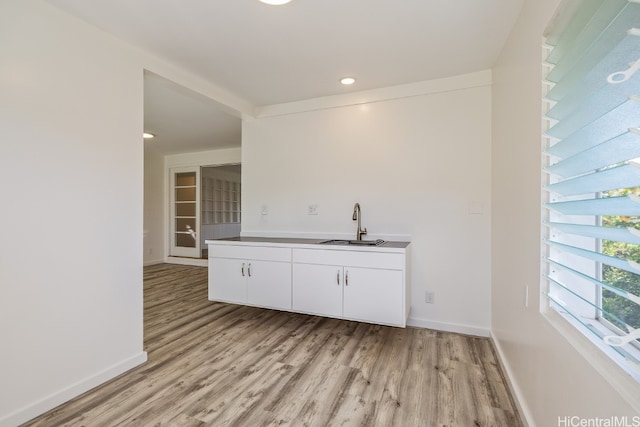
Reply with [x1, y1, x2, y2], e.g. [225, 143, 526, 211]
[144, 149, 165, 265]
[242, 74, 492, 335]
[0, 1, 147, 425]
[10, 1, 637, 425]
[491, 0, 639, 425]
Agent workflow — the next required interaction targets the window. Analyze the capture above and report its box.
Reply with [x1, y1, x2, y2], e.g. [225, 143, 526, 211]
[542, 0, 640, 382]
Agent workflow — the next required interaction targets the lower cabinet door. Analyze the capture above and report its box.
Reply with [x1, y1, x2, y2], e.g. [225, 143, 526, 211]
[247, 260, 292, 311]
[209, 257, 247, 304]
[292, 263, 343, 318]
[343, 267, 404, 326]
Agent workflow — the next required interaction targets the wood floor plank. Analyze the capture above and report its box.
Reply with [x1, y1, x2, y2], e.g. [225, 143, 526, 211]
[22, 263, 523, 427]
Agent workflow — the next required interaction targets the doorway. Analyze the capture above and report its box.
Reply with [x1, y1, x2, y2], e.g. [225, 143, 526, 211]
[200, 164, 242, 258]
[169, 164, 241, 259]
[143, 71, 243, 265]
[169, 166, 201, 258]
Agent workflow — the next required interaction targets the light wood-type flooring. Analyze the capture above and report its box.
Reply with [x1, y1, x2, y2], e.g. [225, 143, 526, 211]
[24, 263, 522, 427]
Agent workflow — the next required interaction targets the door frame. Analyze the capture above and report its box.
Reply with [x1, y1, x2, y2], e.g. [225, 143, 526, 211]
[169, 166, 201, 258]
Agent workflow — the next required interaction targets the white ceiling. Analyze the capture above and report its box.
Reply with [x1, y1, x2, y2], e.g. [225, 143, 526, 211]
[143, 72, 241, 155]
[47, 0, 524, 154]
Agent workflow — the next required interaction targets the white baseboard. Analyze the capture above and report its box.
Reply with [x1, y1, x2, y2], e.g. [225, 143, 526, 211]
[407, 316, 490, 337]
[490, 333, 534, 427]
[0, 352, 147, 427]
[164, 256, 207, 267]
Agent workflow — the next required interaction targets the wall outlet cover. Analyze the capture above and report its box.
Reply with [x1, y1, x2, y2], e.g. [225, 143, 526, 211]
[426, 291, 435, 304]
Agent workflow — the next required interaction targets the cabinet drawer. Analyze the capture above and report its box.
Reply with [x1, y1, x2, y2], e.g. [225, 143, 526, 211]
[208, 244, 291, 262]
[293, 248, 403, 270]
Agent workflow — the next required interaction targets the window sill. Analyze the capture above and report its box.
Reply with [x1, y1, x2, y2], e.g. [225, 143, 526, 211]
[588, 318, 640, 360]
[543, 308, 640, 412]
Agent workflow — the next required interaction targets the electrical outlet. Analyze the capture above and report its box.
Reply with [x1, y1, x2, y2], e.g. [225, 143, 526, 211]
[261, 205, 269, 215]
[308, 204, 319, 215]
[426, 291, 435, 304]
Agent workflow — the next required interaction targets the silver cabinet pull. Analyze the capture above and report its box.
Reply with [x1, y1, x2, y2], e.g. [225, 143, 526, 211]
[337, 270, 340, 285]
[346, 270, 349, 286]
[248, 263, 252, 277]
[241, 262, 245, 277]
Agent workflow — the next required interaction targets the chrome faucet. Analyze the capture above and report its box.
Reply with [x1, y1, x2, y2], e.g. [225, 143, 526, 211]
[352, 202, 367, 241]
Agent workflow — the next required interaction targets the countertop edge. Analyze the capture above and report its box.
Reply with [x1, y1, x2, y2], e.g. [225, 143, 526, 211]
[204, 237, 410, 251]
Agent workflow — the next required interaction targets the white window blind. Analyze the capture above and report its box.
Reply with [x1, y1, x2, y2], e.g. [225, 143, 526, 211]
[543, 0, 640, 379]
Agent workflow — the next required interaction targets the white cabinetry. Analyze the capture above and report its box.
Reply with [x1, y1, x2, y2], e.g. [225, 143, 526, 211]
[246, 260, 291, 310]
[292, 263, 343, 318]
[342, 267, 403, 326]
[209, 257, 247, 304]
[207, 240, 410, 327]
[292, 248, 407, 327]
[208, 245, 292, 311]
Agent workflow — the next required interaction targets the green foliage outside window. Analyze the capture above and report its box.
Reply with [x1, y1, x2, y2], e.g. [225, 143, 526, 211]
[601, 187, 640, 331]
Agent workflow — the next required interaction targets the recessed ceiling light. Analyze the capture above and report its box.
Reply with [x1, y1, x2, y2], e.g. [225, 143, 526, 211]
[143, 132, 155, 139]
[340, 77, 356, 85]
[259, 0, 292, 5]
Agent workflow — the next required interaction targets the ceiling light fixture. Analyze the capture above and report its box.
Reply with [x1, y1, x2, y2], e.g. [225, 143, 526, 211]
[143, 132, 155, 139]
[259, 0, 292, 5]
[340, 77, 356, 85]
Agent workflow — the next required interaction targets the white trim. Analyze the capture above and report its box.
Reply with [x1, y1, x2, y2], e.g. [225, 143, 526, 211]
[165, 256, 208, 267]
[142, 63, 252, 118]
[0, 352, 147, 427]
[543, 309, 640, 413]
[254, 69, 492, 118]
[169, 166, 201, 259]
[406, 316, 490, 337]
[491, 332, 535, 427]
[164, 147, 242, 168]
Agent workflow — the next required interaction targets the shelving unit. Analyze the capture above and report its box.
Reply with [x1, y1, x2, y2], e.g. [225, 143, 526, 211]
[202, 176, 241, 225]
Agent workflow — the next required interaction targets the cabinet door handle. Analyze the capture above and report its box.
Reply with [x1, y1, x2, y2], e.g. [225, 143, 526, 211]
[248, 263, 252, 277]
[241, 262, 245, 277]
[337, 270, 340, 285]
[346, 270, 349, 286]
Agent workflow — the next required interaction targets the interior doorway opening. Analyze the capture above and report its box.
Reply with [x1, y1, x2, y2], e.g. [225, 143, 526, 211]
[200, 164, 242, 258]
[143, 70, 242, 266]
[169, 164, 242, 260]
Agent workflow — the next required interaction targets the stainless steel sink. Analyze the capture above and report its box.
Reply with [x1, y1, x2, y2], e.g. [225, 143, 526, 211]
[320, 239, 385, 246]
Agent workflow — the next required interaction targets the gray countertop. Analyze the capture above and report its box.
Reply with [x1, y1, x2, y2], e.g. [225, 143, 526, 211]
[206, 236, 410, 249]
